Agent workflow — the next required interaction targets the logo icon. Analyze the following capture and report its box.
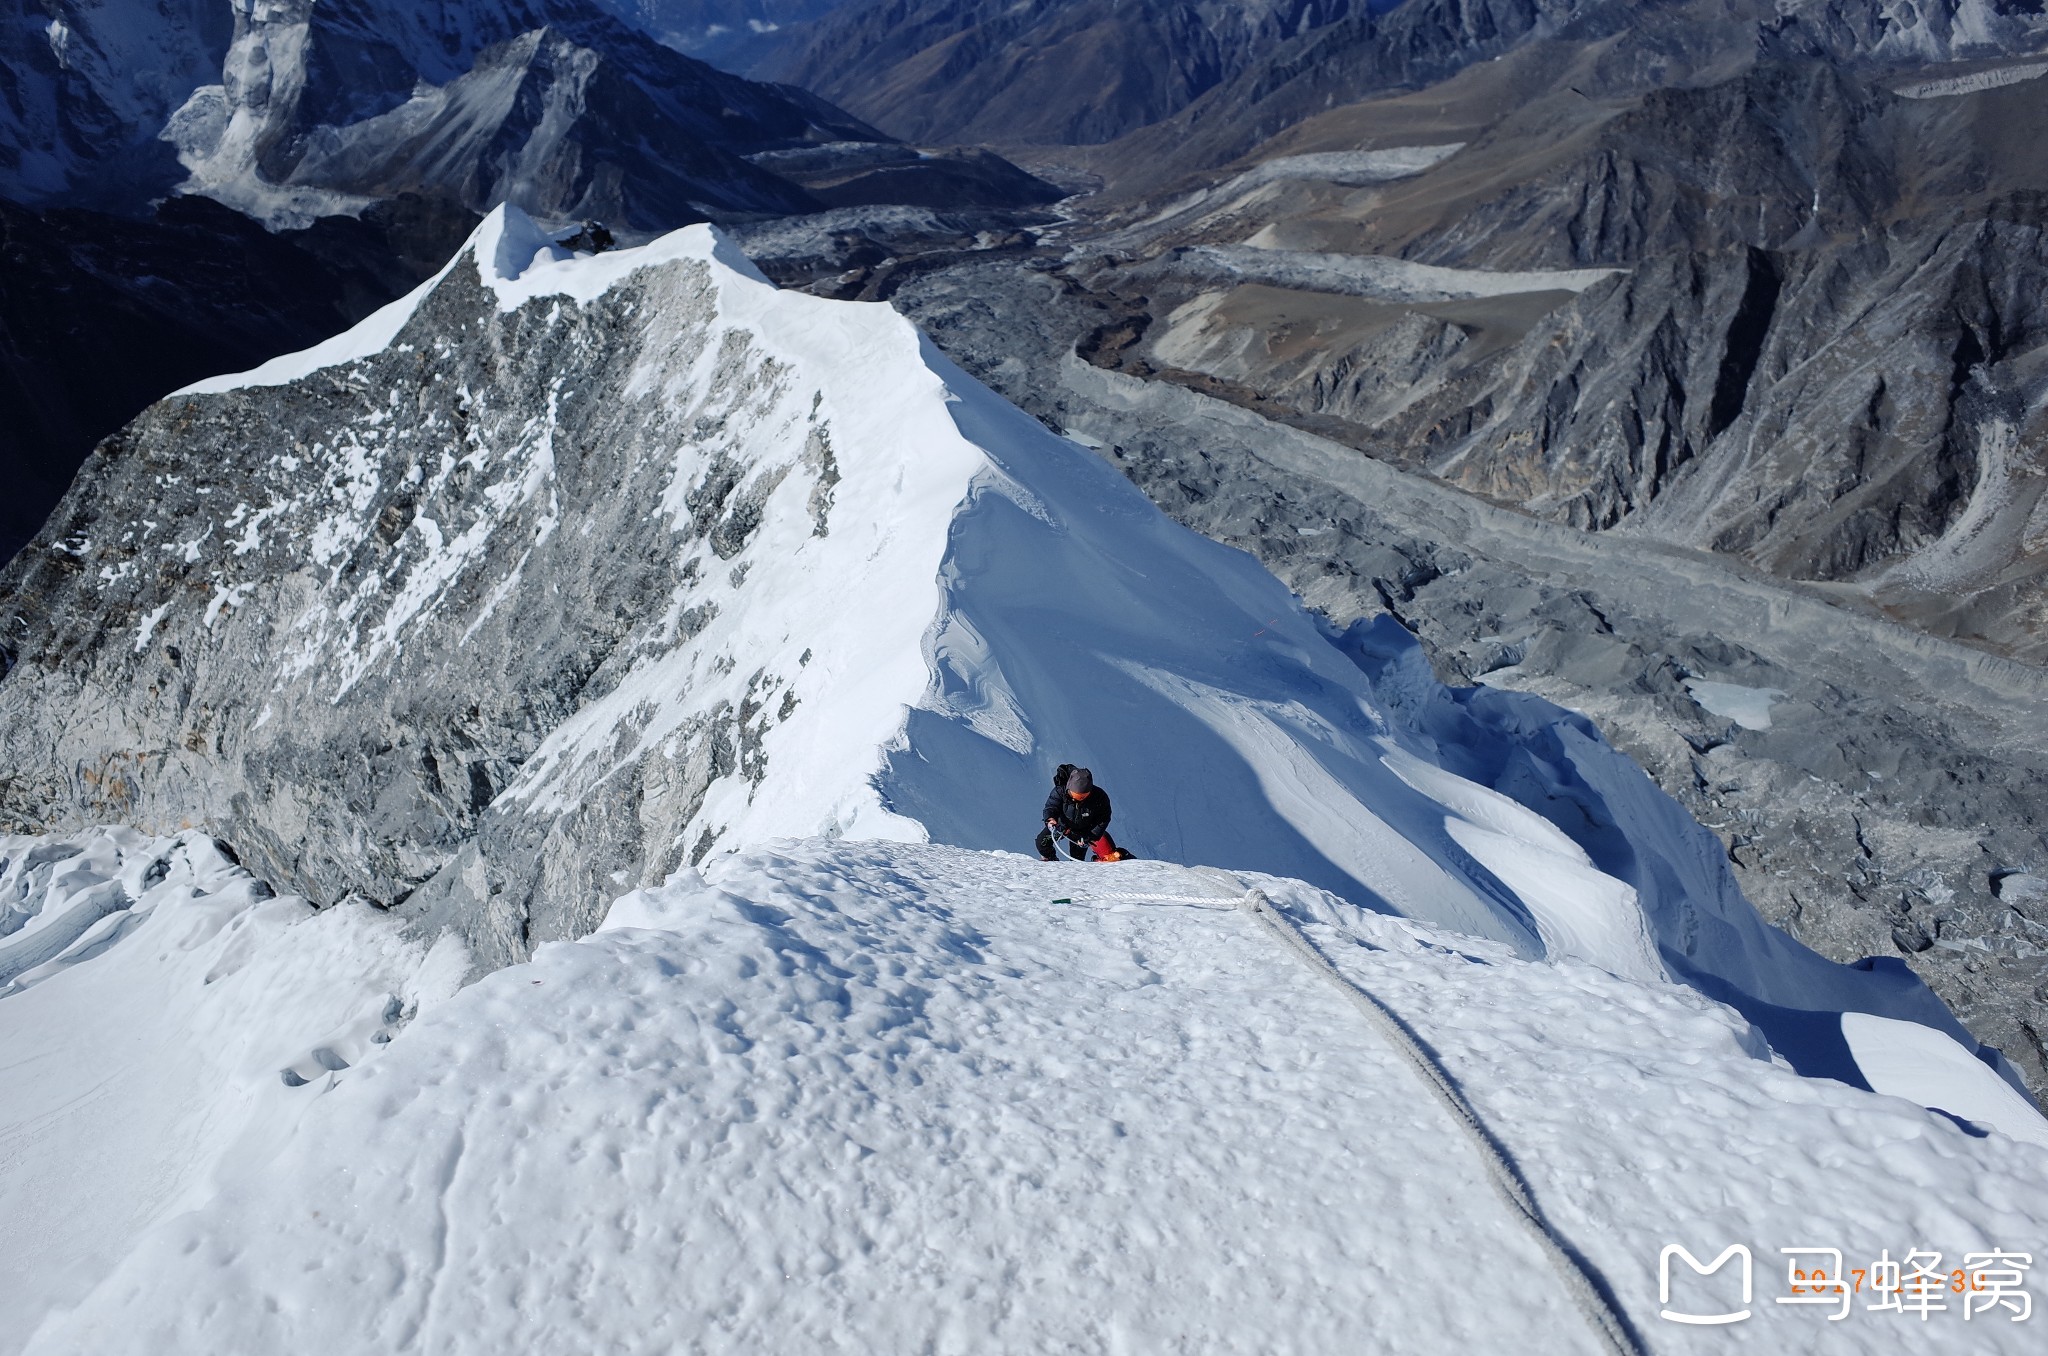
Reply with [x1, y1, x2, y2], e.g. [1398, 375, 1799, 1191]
[1660, 1244, 1753, 1325]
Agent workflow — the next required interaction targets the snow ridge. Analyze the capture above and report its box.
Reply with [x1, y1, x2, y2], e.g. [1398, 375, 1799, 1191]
[1237, 884, 1646, 1356]
[9, 162, 2048, 1305]
[8, 840, 2046, 1354]
[38, 206, 2037, 1115]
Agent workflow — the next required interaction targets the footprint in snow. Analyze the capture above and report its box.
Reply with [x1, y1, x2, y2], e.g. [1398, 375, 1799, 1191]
[279, 994, 410, 1087]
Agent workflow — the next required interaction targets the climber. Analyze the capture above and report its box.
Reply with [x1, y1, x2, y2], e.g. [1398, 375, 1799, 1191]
[1035, 764, 1126, 861]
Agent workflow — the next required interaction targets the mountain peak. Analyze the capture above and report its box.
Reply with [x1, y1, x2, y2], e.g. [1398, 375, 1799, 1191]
[2, 209, 2022, 1118]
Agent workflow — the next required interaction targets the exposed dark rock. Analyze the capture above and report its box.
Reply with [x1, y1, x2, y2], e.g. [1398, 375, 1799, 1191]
[747, 143, 1065, 212]
[5, 1, 866, 221]
[162, 4, 876, 231]
[1058, 44, 2048, 660]
[0, 192, 481, 567]
[0, 234, 845, 972]
[587, 0, 850, 68]
[754, 0, 1365, 145]
[1095, 0, 2048, 198]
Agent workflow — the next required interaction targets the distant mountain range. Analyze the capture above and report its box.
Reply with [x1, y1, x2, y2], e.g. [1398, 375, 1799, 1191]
[592, 0, 848, 66]
[753, 0, 1366, 145]
[1056, 0, 2048, 660]
[731, 0, 2048, 155]
[1094, 0, 2048, 191]
[0, 0, 1060, 565]
[5, 0, 882, 228]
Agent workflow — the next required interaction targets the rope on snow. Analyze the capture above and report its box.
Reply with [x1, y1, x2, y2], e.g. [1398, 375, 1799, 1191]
[1047, 879, 1646, 1355]
[1047, 891, 1238, 910]
[1233, 886, 1648, 1356]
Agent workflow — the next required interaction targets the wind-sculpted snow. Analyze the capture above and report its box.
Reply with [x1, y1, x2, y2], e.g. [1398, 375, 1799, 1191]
[0, 827, 465, 1353]
[7, 840, 2047, 1353]
[0, 206, 2029, 1117]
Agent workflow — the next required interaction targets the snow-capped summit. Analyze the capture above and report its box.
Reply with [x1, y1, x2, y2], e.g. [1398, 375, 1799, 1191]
[1, 204, 2030, 1105]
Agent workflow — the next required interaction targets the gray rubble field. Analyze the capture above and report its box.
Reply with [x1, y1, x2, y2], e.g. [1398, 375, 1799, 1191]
[890, 255, 2048, 1095]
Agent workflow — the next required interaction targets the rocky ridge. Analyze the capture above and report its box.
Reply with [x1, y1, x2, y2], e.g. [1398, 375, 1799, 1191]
[1, 0, 1060, 575]
[1056, 18, 2048, 659]
[754, 0, 1366, 146]
[0, 191, 481, 565]
[1, 213, 870, 970]
[590, 0, 848, 66]
[6, 0, 1062, 233]
[158, 0, 875, 230]
[1095, 0, 2048, 196]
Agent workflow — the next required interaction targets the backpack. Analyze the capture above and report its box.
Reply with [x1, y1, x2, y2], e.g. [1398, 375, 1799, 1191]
[1052, 762, 1075, 791]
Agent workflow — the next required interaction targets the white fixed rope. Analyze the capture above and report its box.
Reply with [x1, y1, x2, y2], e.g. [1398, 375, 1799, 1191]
[1051, 875, 1647, 1356]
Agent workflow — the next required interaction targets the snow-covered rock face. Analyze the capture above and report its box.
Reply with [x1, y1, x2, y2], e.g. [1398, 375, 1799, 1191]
[4, 208, 962, 970]
[0, 0, 230, 207]
[162, 0, 342, 225]
[1776, 0, 2048, 65]
[0, 206, 2028, 1105]
[161, 0, 859, 229]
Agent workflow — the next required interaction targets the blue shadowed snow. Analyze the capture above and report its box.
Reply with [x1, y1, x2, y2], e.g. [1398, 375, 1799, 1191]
[1331, 612, 2033, 1097]
[885, 338, 1547, 957]
[880, 335, 2031, 1103]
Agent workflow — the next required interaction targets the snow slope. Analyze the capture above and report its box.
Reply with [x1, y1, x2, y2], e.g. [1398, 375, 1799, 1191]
[0, 830, 466, 1352]
[94, 206, 2048, 1110]
[7, 202, 2048, 1351]
[9, 836, 2048, 1354]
